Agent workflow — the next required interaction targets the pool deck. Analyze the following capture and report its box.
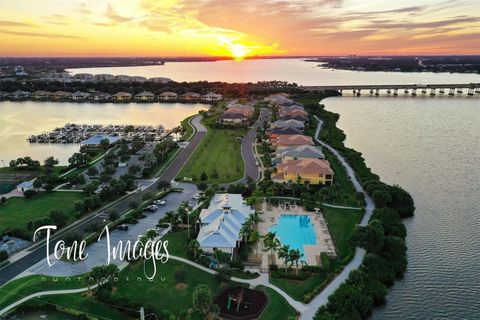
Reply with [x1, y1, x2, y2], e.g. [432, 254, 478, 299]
[257, 202, 336, 269]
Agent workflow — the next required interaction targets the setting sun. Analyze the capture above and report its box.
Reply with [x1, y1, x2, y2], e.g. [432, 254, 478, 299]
[229, 43, 250, 60]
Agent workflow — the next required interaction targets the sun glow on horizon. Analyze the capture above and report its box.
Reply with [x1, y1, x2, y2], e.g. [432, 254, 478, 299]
[229, 43, 250, 60]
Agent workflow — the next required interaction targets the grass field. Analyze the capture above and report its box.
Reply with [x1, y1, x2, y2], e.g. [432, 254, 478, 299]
[162, 229, 189, 258]
[323, 206, 363, 258]
[35, 294, 131, 320]
[113, 259, 225, 318]
[177, 126, 246, 184]
[258, 286, 298, 320]
[269, 272, 328, 302]
[0, 191, 86, 234]
[0, 275, 86, 310]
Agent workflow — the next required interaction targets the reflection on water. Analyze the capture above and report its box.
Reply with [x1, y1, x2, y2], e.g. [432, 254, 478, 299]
[68, 59, 480, 86]
[0, 101, 207, 165]
[323, 97, 480, 319]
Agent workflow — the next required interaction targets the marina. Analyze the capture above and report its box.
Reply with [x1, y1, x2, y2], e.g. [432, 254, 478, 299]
[27, 123, 168, 144]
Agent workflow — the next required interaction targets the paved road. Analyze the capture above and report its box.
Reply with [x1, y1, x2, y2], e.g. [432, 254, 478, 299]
[0, 115, 206, 285]
[237, 109, 270, 184]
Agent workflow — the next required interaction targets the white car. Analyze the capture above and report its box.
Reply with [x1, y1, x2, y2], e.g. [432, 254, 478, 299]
[144, 204, 158, 212]
[255, 161, 259, 166]
[153, 199, 167, 206]
[191, 193, 201, 200]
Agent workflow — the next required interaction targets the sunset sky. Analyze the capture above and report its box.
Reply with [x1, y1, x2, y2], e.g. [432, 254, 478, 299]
[0, 0, 479, 57]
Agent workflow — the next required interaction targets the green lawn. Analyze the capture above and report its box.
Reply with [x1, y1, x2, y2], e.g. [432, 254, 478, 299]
[35, 294, 131, 320]
[113, 259, 225, 318]
[0, 166, 68, 175]
[323, 206, 363, 259]
[0, 275, 86, 310]
[269, 272, 328, 302]
[162, 229, 190, 258]
[177, 126, 246, 184]
[0, 191, 86, 234]
[180, 115, 196, 141]
[258, 286, 298, 320]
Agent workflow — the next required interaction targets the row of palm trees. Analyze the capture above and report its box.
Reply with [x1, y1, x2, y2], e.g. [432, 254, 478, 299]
[263, 231, 305, 275]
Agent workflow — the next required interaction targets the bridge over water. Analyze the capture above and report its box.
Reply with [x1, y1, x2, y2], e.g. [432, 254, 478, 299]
[302, 83, 480, 96]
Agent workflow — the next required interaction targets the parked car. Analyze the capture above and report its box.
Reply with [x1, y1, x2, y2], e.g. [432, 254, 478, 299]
[255, 161, 259, 166]
[118, 224, 129, 231]
[144, 204, 158, 212]
[153, 199, 167, 206]
[191, 193, 201, 200]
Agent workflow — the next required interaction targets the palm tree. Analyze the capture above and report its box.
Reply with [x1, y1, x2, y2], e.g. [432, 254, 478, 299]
[262, 232, 280, 265]
[248, 230, 261, 254]
[278, 245, 290, 272]
[188, 239, 201, 259]
[239, 219, 253, 242]
[289, 249, 303, 275]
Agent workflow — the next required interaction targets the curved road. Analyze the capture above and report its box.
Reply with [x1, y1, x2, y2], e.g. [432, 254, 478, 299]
[298, 115, 376, 319]
[237, 109, 270, 184]
[0, 115, 206, 286]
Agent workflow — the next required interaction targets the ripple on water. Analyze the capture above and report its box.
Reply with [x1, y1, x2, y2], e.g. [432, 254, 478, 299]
[323, 97, 480, 320]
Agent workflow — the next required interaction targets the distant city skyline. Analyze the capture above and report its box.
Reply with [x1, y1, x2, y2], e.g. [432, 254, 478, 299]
[0, 0, 479, 58]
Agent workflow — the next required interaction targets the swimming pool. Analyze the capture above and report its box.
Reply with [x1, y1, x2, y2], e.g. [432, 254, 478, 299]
[269, 214, 317, 259]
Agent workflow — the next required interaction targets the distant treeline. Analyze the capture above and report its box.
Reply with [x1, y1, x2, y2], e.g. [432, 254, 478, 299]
[0, 80, 303, 98]
[311, 55, 480, 73]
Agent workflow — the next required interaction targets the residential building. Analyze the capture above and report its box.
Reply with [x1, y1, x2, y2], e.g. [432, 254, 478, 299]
[264, 93, 293, 105]
[14, 65, 28, 76]
[72, 91, 91, 100]
[158, 91, 178, 101]
[112, 92, 132, 101]
[135, 91, 155, 101]
[219, 103, 253, 125]
[10, 90, 31, 99]
[272, 158, 334, 185]
[279, 108, 308, 118]
[73, 73, 94, 82]
[32, 90, 53, 99]
[268, 126, 303, 140]
[273, 145, 325, 164]
[148, 77, 171, 84]
[131, 76, 147, 83]
[202, 92, 223, 101]
[180, 92, 201, 101]
[279, 114, 309, 123]
[53, 91, 73, 100]
[271, 119, 305, 131]
[197, 194, 254, 257]
[114, 75, 132, 83]
[43, 72, 72, 82]
[94, 74, 115, 82]
[272, 134, 314, 150]
[90, 92, 112, 101]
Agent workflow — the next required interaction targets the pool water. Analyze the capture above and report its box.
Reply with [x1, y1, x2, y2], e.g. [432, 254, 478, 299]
[269, 215, 317, 259]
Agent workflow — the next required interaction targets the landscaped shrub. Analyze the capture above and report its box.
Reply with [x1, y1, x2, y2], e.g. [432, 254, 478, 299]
[23, 189, 36, 198]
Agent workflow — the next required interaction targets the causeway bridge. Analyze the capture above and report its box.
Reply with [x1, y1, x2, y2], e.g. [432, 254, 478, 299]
[302, 83, 480, 96]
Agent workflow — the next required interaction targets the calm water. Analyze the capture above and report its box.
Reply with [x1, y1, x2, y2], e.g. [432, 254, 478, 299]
[323, 97, 480, 320]
[270, 215, 317, 259]
[68, 58, 480, 85]
[0, 101, 206, 165]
